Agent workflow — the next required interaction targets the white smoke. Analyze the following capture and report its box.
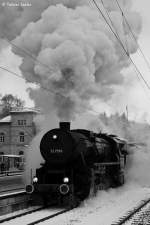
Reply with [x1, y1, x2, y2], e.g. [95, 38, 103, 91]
[0, 0, 51, 40]
[3, 0, 140, 120]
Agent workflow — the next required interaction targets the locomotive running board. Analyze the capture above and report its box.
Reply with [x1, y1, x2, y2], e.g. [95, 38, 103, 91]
[94, 162, 120, 166]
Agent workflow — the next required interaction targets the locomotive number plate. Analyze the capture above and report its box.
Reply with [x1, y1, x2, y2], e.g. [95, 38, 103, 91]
[50, 149, 63, 153]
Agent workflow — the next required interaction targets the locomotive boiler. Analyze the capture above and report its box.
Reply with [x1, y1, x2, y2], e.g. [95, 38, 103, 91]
[26, 122, 128, 207]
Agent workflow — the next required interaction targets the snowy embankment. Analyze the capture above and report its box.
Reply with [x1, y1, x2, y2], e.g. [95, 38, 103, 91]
[40, 183, 150, 225]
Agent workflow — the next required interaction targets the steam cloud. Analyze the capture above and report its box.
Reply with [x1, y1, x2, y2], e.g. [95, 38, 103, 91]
[0, 0, 141, 120]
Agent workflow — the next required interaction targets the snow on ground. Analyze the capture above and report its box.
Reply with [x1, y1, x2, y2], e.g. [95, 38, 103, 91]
[1, 208, 63, 225]
[1, 183, 150, 225]
[39, 183, 150, 225]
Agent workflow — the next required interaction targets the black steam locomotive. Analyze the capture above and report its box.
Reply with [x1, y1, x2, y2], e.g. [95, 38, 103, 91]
[26, 122, 128, 207]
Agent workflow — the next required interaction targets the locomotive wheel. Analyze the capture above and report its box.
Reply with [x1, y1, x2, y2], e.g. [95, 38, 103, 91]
[75, 179, 91, 201]
[69, 195, 81, 208]
[74, 166, 91, 201]
[114, 172, 125, 186]
[42, 195, 48, 206]
[118, 173, 125, 185]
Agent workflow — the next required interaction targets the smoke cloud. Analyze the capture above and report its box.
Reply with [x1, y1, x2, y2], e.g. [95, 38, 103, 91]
[0, 0, 140, 120]
[0, 0, 51, 40]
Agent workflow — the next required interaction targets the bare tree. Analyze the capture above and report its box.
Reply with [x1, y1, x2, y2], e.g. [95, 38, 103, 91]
[0, 94, 25, 118]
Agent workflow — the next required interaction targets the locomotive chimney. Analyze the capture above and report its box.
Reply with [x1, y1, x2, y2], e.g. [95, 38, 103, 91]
[59, 122, 70, 131]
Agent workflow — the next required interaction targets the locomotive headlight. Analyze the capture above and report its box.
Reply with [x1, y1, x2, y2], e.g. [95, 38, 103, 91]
[53, 135, 57, 139]
[33, 177, 38, 183]
[63, 177, 69, 183]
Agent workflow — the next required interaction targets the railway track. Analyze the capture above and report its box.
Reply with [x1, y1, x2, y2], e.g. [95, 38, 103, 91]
[0, 205, 72, 225]
[0, 187, 25, 194]
[0, 188, 73, 224]
[0, 189, 29, 217]
[112, 197, 150, 225]
[0, 206, 44, 224]
[27, 207, 72, 225]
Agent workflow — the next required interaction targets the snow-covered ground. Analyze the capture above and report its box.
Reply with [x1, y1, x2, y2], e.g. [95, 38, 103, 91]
[0, 183, 150, 225]
[1, 183, 150, 225]
[39, 183, 150, 225]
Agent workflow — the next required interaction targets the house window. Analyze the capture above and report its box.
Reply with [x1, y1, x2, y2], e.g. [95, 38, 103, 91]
[0, 133, 5, 142]
[18, 120, 26, 126]
[19, 151, 24, 155]
[19, 132, 25, 142]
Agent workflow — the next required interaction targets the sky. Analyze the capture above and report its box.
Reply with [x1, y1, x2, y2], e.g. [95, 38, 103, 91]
[0, 0, 150, 122]
[0, 45, 35, 107]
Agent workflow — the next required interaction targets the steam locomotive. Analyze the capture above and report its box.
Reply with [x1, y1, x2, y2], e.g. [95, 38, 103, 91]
[26, 122, 128, 207]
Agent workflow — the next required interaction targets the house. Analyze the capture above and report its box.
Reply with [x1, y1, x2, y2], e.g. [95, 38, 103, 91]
[0, 104, 3, 114]
[0, 108, 38, 156]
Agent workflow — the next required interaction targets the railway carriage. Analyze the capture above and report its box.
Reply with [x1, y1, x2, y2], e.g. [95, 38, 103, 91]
[0, 154, 24, 173]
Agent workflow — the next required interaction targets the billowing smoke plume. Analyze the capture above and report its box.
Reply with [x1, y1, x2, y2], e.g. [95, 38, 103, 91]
[0, 0, 51, 40]
[1, 0, 141, 120]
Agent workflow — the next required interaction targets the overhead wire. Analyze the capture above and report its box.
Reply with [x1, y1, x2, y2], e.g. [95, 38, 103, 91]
[5, 1, 150, 92]
[114, 0, 150, 72]
[0, 38, 67, 100]
[100, 0, 129, 55]
[99, 0, 150, 100]
[0, 65, 62, 97]
[1, 1, 150, 118]
[1, 38, 74, 105]
[91, 0, 150, 97]
[0, 64, 102, 117]
[0, 64, 68, 133]
[0, 34, 104, 116]
[112, 0, 150, 100]
[6, 38, 55, 75]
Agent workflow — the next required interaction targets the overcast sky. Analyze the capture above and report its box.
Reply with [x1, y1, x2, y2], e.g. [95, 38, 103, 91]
[0, 45, 35, 107]
[0, 0, 150, 121]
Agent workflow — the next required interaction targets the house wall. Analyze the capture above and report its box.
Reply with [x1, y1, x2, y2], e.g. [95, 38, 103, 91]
[0, 124, 11, 154]
[0, 111, 36, 155]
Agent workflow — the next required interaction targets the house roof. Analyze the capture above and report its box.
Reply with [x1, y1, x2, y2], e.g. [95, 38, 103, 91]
[0, 115, 11, 123]
[10, 108, 40, 114]
[0, 108, 39, 123]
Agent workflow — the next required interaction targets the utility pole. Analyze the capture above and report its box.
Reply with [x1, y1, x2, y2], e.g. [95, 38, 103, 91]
[126, 105, 128, 121]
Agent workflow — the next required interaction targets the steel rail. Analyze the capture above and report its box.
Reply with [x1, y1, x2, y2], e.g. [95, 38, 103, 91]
[0, 188, 25, 195]
[0, 206, 45, 224]
[27, 208, 73, 225]
[112, 198, 150, 225]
